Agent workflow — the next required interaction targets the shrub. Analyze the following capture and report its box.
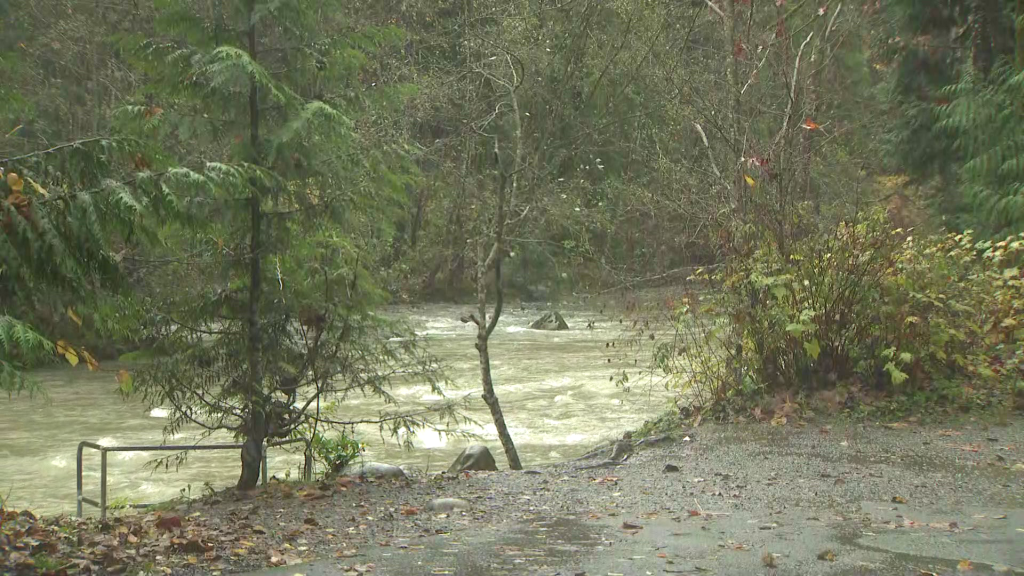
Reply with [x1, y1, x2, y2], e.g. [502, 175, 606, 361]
[658, 209, 1023, 412]
[310, 431, 364, 476]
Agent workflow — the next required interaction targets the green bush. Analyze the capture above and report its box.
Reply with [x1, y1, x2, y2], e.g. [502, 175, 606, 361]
[670, 209, 1023, 411]
[310, 431, 364, 476]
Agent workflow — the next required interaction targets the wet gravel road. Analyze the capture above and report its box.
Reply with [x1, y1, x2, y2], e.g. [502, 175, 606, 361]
[236, 417, 1024, 576]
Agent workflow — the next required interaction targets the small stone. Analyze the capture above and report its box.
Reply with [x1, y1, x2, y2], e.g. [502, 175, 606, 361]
[663, 464, 680, 473]
[427, 498, 471, 513]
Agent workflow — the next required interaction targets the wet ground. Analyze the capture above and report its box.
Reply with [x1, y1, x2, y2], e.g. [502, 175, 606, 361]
[231, 417, 1024, 576]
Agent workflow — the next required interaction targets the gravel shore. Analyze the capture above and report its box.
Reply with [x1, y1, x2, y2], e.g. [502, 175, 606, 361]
[228, 415, 1024, 576]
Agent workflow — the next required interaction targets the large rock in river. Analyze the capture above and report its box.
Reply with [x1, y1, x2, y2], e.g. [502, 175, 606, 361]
[447, 445, 498, 473]
[337, 461, 407, 480]
[529, 311, 569, 331]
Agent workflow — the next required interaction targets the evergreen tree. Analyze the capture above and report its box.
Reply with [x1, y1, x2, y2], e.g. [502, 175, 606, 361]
[119, 0, 449, 488]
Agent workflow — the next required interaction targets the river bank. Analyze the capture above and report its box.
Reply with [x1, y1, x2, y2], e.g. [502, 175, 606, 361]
[4, 415, 1023, 575]
[0, 302, 677, 516]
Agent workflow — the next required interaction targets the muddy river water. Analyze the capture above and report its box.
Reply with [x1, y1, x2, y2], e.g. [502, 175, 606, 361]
[0, 304, 676, 515]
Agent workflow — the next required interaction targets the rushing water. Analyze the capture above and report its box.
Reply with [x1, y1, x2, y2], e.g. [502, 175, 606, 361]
[0, 304, 675, 516]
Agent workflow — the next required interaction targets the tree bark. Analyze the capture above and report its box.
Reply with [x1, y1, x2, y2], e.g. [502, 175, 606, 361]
[475, 168, 522, 471]
[726, 0, 744, 214]
[238, 0, 265, 491]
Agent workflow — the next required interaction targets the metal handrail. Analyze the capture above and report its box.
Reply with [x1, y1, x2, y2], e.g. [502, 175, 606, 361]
[76, 437, 312, 518]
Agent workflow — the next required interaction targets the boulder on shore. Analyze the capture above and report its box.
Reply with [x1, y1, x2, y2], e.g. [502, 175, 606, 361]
[337, 461, 407, 480]
[529, 311, 569, 331]
[447, 445, 498, 474]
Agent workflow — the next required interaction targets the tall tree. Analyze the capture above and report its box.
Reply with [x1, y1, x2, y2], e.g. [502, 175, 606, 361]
[121, 0, 450, 488]
[459, 53, 526, 471]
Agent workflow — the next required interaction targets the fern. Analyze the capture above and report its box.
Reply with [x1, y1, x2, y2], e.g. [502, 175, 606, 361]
[937, 66, 1024, 236]
[0, 316, 52, 396]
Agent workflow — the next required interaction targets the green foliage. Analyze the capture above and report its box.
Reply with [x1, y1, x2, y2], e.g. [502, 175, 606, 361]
[937, 66, 1024, 236]
[1, 136, 165, 394]
[112, 0, 458, 487]
[662, 208, 1022, 411]
[310, 431, 364, 477]
[0, 316, 52, 397]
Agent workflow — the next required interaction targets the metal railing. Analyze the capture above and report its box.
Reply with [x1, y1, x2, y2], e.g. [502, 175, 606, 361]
[76, 437, 312, 518]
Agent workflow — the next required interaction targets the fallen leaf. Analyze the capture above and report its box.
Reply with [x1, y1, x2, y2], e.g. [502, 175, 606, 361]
[817, 549, 836, 562]
[891, 496, 907, 504]
[657, 552, 668, 558]
[155, 516, 182, 531]
[400, 506, 420, 516]
[994, 514, 1007, 520]
[621, 521, 643, 530]
[687, 510, 702, 517]
[958, 559, 973, 571]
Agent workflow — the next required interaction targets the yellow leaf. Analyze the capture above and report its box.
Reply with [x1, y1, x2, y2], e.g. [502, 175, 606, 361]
[55, 340, 79, 367]
[7, 172, 23, 192]
[116, 370, 134, 393]
[957, 559, 972, 571]
[744, 174, 756, 187]
[81, 348, 99, 371]
[67, 306, 83, 327]
[26, 177, 48, 198]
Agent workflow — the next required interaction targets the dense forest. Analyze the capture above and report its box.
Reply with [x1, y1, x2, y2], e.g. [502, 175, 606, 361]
[2, 0, 1024, 484]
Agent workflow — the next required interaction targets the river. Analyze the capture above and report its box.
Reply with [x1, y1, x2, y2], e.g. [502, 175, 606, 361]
[0, 304, 676, 516]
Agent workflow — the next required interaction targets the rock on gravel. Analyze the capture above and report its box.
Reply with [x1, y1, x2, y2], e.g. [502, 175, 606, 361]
[427, 498, 472, 513]
[338, 462, 407, 480]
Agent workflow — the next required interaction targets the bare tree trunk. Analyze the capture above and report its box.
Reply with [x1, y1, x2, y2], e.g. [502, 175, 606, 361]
[238, 0, 265, 490]
[474, 166, 522, 470]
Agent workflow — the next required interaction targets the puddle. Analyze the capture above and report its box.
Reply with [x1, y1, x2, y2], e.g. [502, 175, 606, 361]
[833, 502, 1024, 575]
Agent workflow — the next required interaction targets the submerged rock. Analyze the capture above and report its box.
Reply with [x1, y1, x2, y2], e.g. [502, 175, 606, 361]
[447, 445, 498, 473]
[427, 498, 471, 513]
[529, 311, 569, 330]
[337, 461, 407, 480]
